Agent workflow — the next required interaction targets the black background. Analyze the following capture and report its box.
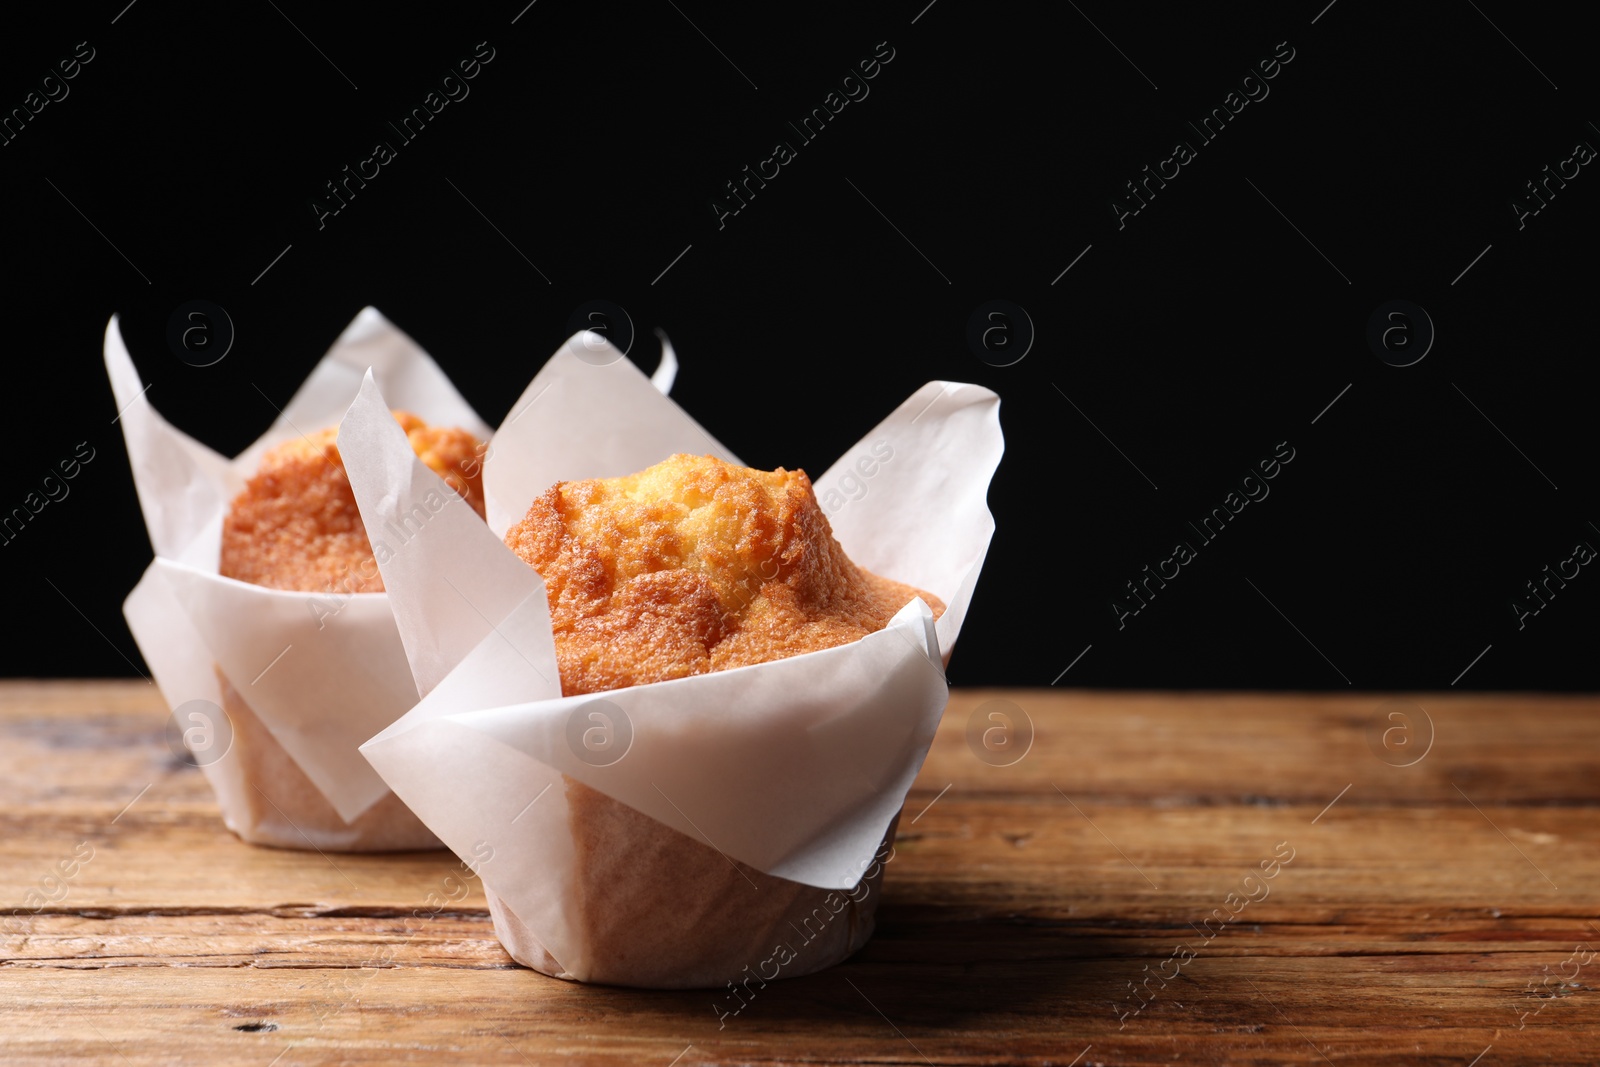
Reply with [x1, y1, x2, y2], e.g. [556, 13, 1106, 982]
[0, 0, 1593, 690]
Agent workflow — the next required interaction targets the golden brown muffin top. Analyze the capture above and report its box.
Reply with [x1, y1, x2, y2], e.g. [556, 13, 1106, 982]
[220, 412, 485, 593]
[503, 453, 943, 696]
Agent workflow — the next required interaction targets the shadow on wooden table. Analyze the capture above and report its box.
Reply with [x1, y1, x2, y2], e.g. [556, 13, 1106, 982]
[551, 903, 1140, 1040]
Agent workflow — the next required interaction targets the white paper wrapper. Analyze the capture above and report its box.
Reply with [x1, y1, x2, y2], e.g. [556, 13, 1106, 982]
[340, 332, 1003, 985]
[107, 308, 634, 850]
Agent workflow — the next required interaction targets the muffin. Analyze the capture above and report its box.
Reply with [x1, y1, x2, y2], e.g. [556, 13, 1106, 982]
[504, 453, 942, 688]
[496, 453, 942, 986]
[214, 412, 486, 850]
[221, 414, 486, 591]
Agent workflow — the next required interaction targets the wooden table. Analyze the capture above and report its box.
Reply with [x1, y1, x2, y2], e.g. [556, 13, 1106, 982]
[4, 682, 1598, 1065]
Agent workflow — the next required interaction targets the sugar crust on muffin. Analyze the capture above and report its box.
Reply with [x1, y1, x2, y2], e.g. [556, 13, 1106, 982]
[502, 453, 942, 696]
[219, 412, 485, 593]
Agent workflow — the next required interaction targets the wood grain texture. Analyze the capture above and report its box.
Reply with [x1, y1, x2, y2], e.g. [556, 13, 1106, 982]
[3, 681, 1599, 1065]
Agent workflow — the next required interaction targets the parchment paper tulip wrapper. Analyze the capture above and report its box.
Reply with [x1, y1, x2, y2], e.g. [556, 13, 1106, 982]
[340, 332, 1004, 987]
[104, 309, 674, 850]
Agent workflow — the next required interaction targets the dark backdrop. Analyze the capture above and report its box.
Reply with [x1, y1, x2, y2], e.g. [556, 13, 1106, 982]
[1, 1, 1593, 689]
